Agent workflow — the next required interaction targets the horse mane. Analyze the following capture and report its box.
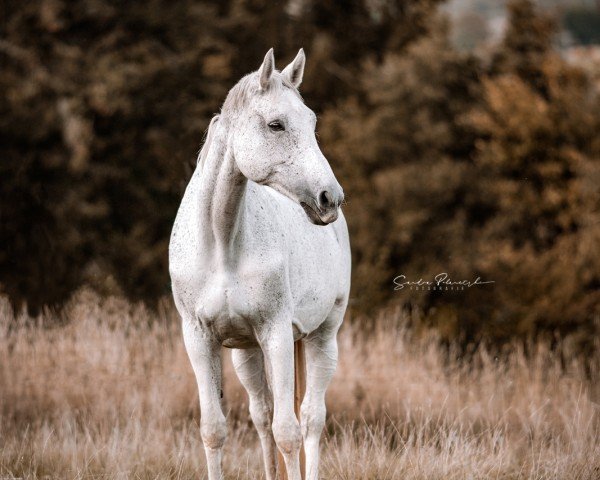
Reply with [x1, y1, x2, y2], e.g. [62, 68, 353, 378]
[196, 114, 220, 171]
[197, 71, 301, 172]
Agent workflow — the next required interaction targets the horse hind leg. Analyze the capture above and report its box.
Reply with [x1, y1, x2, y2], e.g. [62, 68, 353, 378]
[232, 348, 278, 480]
[182, 318, 227, 480]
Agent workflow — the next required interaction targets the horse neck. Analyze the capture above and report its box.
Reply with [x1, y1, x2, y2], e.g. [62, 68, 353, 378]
[196, 122, 247, 267]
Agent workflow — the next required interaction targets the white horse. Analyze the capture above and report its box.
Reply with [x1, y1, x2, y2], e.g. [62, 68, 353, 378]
[169, 48, 350, 480]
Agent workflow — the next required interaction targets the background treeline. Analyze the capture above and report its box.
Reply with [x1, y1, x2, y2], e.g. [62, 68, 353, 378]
[1, 0, 599, 346]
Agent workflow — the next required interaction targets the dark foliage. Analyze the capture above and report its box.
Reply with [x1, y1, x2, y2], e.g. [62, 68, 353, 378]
[0, 0, 442, 312]
[1, 0, 598, 346]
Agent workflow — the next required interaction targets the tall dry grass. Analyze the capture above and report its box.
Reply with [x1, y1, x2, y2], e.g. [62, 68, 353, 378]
[1, 290, 599, 479]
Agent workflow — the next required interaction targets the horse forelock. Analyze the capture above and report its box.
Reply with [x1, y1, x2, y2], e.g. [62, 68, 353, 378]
[221, 70, 301, 118]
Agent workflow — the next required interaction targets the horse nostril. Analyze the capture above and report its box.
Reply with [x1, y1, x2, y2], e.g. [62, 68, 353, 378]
[319, 190, 334, 209]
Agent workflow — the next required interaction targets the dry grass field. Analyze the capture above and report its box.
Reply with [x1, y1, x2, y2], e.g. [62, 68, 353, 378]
[1, 291, 599, 479]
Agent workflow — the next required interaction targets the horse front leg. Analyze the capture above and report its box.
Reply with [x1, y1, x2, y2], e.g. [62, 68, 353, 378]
[259, 319, 302, 480]
[301, 323, 340, 480]
[182, 319, 226, 480]
[232, 348, 278, 480]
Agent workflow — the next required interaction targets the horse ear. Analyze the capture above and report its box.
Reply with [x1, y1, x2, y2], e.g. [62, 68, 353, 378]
[258, 48, 275, 91]
[282, 48, 305, 88]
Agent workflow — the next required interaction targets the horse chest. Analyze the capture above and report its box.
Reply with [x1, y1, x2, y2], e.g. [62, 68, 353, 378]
[174, 258, 281, 348]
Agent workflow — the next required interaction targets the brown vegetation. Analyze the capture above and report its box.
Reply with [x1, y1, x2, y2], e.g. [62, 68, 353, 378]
[1, 292, 598, 479]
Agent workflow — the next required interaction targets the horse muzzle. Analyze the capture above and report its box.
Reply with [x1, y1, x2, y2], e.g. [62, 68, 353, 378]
[300, 187, 343, 225]
[300, 201, 337, 225]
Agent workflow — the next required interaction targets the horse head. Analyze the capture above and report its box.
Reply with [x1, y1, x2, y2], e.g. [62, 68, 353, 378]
[220, 48, 344, 225]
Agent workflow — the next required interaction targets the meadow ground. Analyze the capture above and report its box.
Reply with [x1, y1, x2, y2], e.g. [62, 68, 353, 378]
[1, 291, 599, 479]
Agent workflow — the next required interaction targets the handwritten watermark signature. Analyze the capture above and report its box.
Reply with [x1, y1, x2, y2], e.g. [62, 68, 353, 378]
[393, 273, 494, 291]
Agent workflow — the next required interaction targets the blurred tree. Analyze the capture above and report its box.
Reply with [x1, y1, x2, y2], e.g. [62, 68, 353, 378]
[460, 1, 600, 343]
[490, 0, 555, 95]
[0, 0, 232, 311]
[302, 0, 444, 106]
[320, 26, 482, 311]
[465, 52, 600, 343]
[0, 0, 445, 313]
[321, 0, 600, 345]
[1, 0, 598, 346]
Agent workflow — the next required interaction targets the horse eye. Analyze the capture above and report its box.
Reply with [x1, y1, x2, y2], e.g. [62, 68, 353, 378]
[268, 120, 285, 132]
